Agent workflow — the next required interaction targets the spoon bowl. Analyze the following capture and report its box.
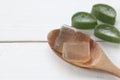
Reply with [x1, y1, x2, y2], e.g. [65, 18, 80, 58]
[47, 29, 120, 77]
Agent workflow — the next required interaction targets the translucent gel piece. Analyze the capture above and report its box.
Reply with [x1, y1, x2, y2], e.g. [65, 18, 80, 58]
[62, 42, 90, 63]
[96, 6, 115, 17]
[54, 26, 90, 53]
[74, 14, 96, 22]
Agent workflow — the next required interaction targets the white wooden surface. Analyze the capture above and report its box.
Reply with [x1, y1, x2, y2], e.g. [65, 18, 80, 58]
[0, 0, 120, 80]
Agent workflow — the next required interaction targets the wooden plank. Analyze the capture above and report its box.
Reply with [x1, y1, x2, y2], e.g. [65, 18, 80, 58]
[0, 43, 119, 80]
[0, 0, 120, 41]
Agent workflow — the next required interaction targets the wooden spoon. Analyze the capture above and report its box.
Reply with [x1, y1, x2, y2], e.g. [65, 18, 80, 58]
[47, 29, 120, 77]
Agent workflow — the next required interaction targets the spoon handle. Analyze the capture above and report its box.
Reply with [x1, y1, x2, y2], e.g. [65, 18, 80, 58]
[103, 57, 120, 77]
[111, 68, 120, 77]
[105, 64, 120, 77]
[93, 53, 120, 77]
